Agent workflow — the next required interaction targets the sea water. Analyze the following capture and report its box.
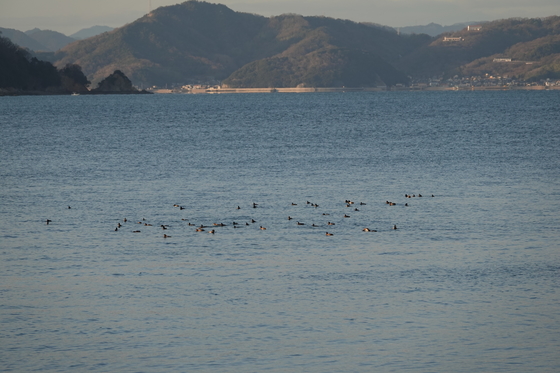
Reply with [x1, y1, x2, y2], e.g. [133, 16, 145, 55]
[1, 91, 559, 372]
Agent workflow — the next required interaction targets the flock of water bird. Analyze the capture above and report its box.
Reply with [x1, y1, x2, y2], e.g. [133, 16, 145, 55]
[80, 193, 435, 239]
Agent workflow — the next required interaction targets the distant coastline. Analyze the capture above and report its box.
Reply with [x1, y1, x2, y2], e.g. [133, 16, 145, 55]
[0, 89, 151, 97]
[3, 84, 558, 97]
[151, 85, 560, 94]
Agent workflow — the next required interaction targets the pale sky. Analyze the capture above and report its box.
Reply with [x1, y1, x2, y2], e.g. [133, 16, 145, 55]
[0, 0, 558, 35]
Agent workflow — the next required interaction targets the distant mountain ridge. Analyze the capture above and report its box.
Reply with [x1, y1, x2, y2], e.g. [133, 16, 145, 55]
[7, 1, 558, 86]
[25, 28, 76, 51]
[53, 1, 430, 87]
[70, 26, 114, 40]
[0, 26, 115, 52]
[0, 27, 48, 51]
[399, 22, 483, 37]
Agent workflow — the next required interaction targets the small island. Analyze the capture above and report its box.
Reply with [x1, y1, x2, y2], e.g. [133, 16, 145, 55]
[90, 70, 150, 94]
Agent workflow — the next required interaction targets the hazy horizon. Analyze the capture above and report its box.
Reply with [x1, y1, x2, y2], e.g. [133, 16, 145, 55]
[0, 0, 558, 35]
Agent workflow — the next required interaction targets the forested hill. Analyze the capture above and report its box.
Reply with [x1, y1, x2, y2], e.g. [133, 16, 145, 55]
[396, 16, 560, 80]
[0, 32, 90, 94]
[52, 1, 429, 87]
[51, 1, 560, 87]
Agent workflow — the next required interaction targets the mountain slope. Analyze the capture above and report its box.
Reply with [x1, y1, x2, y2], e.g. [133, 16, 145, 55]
[397, 16, 560, 78]
[54, 1, 271, 85]
[459, 34, 560, 80]
[223, 16, 417, 87]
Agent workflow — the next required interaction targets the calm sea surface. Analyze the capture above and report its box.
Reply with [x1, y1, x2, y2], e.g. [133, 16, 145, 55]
[1, 91, 559, 372]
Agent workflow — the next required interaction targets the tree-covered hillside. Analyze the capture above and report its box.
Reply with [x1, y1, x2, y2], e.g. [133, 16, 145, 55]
[50, 1, 560, 87]
[52, 1, 428, 87]
[0, 32, 90, 94]
[397, 16, 560, 79]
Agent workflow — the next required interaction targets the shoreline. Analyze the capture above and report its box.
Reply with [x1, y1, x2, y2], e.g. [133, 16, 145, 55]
[3, 86, 558, 97]
[153, 85, 560, 94]
[0, 89, 152, 97]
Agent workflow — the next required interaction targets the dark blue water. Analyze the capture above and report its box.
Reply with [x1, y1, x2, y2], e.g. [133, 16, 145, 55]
[1, 91, 559, 372]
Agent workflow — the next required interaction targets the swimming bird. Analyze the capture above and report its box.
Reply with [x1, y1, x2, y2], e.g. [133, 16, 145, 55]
[209, 230, 215, 234]
[68, 206, 71, 209]
[393, 225, 398, 230]
[288, 216, 293, 220]
[260, 226, 266, 230]
[237, 206, 241, 209]
[292, 203, 297, 205]
[132, 230, 141, 233]
[328, 222, 335, 225]
[343, 214, 350, 218]
[297, 222, 305, 225]
[164, 234, 171, 238]
[123, 218, 127, 222]
[251, 219, 256, 223]
[196, 228, 205, 232]
[115, 227, 118, 231]
[326, 232, 334, 236]
[46, 219, 52, 225]
[161, 225, 167, 230]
